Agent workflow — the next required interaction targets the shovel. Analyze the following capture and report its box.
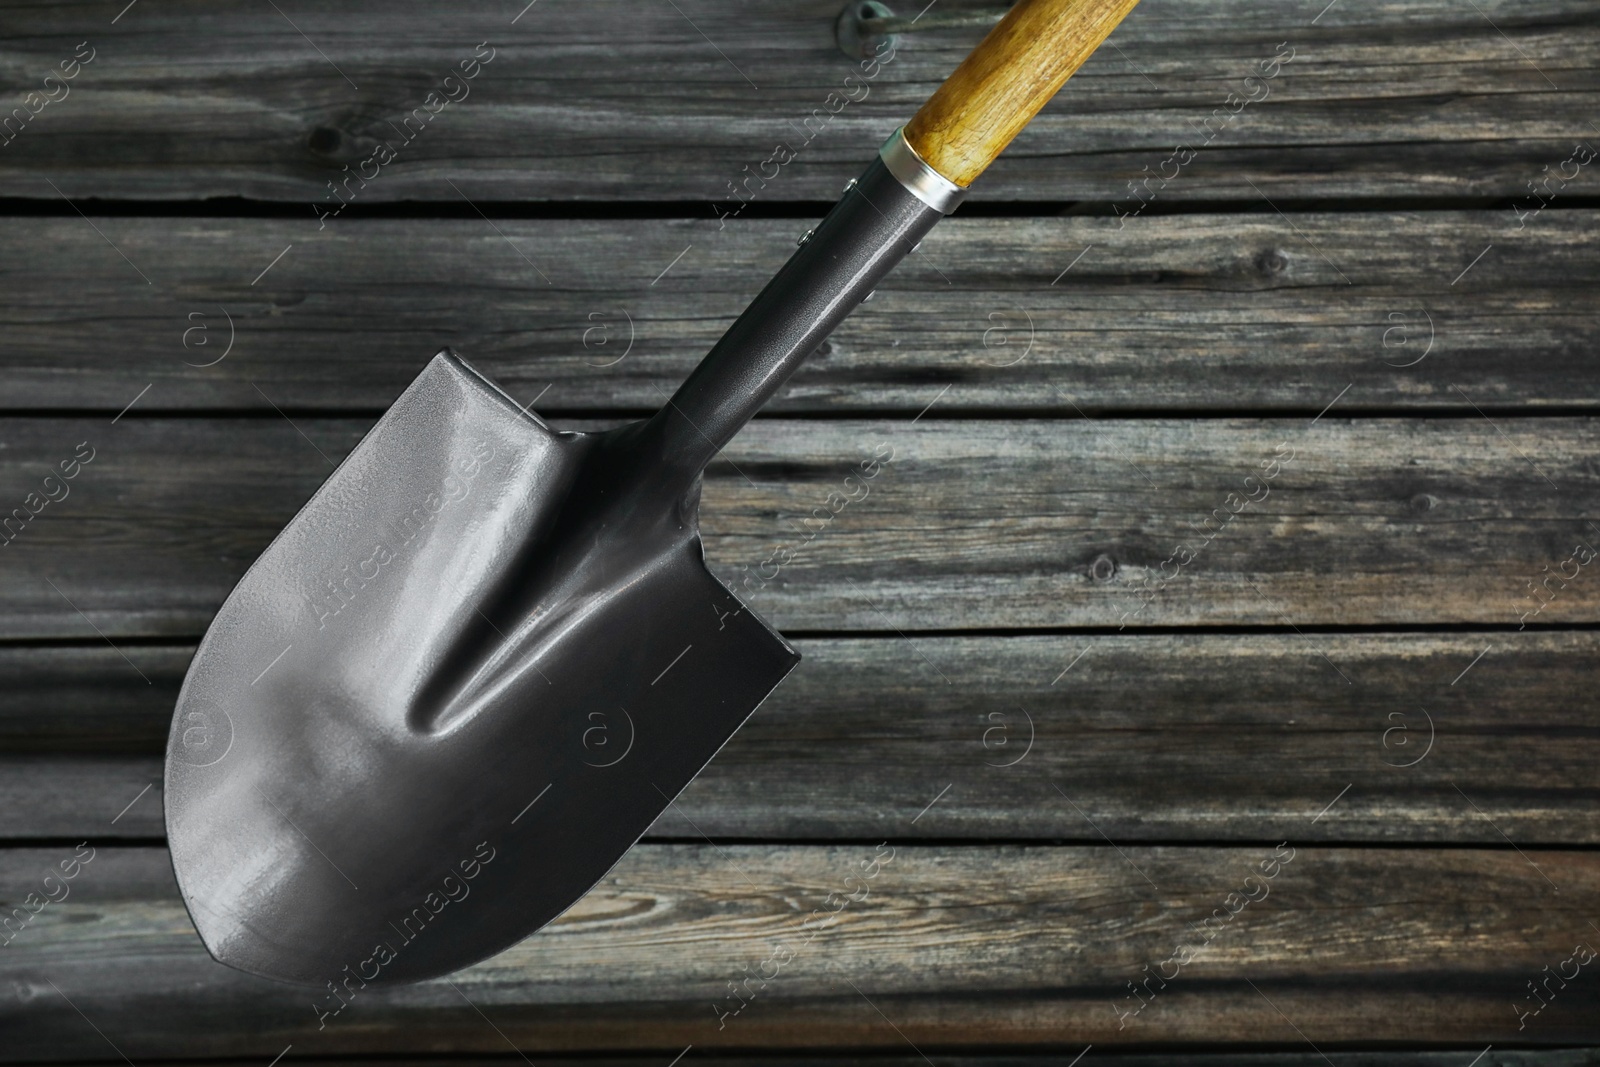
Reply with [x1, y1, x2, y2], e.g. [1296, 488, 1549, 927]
[165, 0, 1141, 989]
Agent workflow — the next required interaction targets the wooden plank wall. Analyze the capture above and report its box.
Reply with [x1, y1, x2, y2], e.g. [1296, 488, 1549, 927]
[3, 0, 1599, 1062]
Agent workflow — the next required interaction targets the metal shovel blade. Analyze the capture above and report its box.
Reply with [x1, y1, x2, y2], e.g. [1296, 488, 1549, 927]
[165, 352, 798, 987]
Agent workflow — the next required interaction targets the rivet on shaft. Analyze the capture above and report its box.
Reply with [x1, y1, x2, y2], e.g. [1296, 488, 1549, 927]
[842, 178, 858, 193]
[798, 229, 815, 246]
[862, 290, 876, 302]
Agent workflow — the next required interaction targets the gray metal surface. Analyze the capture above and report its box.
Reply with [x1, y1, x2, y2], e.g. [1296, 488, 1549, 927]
[165, 154, 942, 987]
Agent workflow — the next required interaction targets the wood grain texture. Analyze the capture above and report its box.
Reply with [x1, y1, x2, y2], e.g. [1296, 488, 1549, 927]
[0, 645, 192, 755]
[0, 417, 1595, 639]
[4, 212, 1593, 414]
[34, 1057, 1600, 1067]
[2, 844, 1596, 1058]
[0, 0, 1596, 202]
[4, 633, 1598, 843]
[906, 0, 1143, 187]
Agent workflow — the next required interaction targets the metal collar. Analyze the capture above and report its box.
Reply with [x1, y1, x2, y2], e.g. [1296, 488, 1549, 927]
[879, 126, 968, 214]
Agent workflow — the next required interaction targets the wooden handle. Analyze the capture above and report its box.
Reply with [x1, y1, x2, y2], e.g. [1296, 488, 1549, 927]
[904, 0, 1141, 188]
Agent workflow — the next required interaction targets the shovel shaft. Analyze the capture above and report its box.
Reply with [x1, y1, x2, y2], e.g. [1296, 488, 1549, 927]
[636, 152, 941, 485]
[641, 0, 1141, 487]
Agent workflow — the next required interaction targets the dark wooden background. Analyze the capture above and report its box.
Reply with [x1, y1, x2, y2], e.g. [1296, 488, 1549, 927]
[3, 0, 1600, 1062]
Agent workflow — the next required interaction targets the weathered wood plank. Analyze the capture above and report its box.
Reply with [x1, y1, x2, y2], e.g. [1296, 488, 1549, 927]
[0, 417, 1595, 638]
[1, 844, 1596, 1059]
[2, 213, 1595, 413]
[1, 0, 1597, 202]
[38, 1057, 1600, 1067]
[0, 645, 190, 754]
[4, 633, 1598, 844]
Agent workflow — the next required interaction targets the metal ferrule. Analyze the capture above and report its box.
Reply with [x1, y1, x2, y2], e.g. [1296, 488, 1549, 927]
[879, 126, 968, 215]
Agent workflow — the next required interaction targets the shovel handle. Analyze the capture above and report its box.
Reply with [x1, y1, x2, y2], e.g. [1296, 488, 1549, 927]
[905, 0, 1141, 188]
